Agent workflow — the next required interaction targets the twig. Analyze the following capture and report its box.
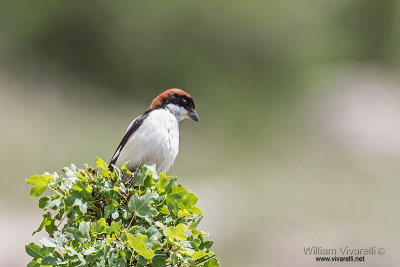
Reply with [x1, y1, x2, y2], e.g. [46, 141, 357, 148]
[87, 219, 92, 243]
[117, 191, 128, 202]
[48, 185, 67, 196]
[127, 212, 136, 229]
[127, 164, 142, 187]
[154, 253, 169, 258]
[196, 255, 216, 265]
[56, 212, 68, 227]
[166, 255, 217, 266]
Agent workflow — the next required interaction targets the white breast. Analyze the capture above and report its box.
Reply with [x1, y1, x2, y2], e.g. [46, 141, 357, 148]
[115, 108, 180, 173]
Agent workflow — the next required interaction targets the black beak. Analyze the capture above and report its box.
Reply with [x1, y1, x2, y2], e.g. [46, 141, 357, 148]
[189, 110, 200, 122]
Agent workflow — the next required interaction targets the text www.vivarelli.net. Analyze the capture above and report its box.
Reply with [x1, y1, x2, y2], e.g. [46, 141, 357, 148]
[315, 256, 365, 262]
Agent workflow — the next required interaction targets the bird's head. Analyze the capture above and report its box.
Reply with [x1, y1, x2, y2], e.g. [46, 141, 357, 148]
[148, 89, 200, 122]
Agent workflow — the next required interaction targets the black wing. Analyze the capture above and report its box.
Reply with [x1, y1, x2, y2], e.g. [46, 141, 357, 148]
[109, 112, 150, 169]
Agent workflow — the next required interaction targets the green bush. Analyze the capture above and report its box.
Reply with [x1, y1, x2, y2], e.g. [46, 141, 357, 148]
[25, 157, 219, 267]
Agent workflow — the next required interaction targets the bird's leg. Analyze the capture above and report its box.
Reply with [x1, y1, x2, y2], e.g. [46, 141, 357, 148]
[127, 164, 142, 187]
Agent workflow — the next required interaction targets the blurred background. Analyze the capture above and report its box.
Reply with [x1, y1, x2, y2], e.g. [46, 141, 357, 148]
[1, 1, 399, 266]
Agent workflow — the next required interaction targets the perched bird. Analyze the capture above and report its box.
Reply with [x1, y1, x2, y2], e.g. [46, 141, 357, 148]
[109, 89, 199, 173]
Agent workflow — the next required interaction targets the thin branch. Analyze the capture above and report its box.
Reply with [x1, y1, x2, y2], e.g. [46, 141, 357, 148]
[127, 164, 142, 187]
[56, 212, 68, 227]
[154, 253, 169, 258]
[117, 190, 128, 202]
[127, 212, 136, 229]
[47, 185, 66, 196]
[196, 255, 216, 265]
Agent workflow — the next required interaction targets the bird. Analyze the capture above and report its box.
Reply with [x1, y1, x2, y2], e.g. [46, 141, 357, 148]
[109, 88, 199, 173]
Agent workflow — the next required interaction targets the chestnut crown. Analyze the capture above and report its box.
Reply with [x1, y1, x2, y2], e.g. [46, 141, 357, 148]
[148, 89, 199, 122]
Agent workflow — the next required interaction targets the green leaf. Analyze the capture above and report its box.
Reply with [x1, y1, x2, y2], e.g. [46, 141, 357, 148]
[146, 225, 162, 250]
[100, 168, 112, 179]
[126, 233, 155, 260]
[73, 198, 88, 214]
[128, 193, 158, 220]
[190, 238, 201, 250]
[27, 259, 40, 267]
[155, 173, 169, 193]
[25, 243, 42, 259]
[171, 184, 187, 197]
[179, 191, 203, 215]
[25, 243, 52, 259]
[199, 240, 214, 250]
[96, 157, 108, 169]
[153, 256, 167, 267]
[187, 206, 203, 214]
[44, 219, 57, 235]
[33, 212, 56, 235]
[92, 218, 108, 234]
[178, 209, 191, 218]
[104, 205, 114, 220]
[120, 205, 131, 219]
[41, 256, 58, 265]
[166, 224, 187, 241]
[191, 249, 207, 261]
[108, 221, 122, 234]
[83, 247, 96, 256]
[171, 253, 179, 266]
[190, 216, 203, 230]
[79, 221, 89, 237]
[39, 237, 56, 248]
[161, 205, 169, 215]
[112, 164, 123, 180]
[39, 196, 61, 210]
[64, 227, 85, 243]
[115, 258, 127, 267]
[120, 162, 132, 175]
[202, 257, 219, 267]
[165, 184, 187, 215]
[27, 174, 54, 197]
[182, 191, 198, 207]
[132, 165, 150, 186]
[54, 232, 66, 247]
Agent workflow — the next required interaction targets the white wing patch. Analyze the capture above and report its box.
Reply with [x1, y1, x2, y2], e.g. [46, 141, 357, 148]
[126, 117, 138, 133]
[111, 146, 121, 162]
